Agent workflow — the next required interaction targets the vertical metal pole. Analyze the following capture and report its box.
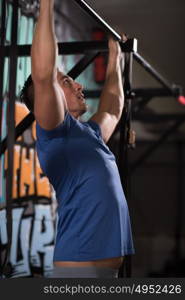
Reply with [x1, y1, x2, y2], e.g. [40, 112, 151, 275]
[118, 52, 133, 278]
[174, 141, 184, 262]
[0, 0, 7, 277]
[119, 53, 133, 189]
[3, 0, 19, 277]
[0, 0, 6, 138]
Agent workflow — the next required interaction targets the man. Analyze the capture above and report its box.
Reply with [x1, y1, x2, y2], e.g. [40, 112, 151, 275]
[20, 0, 134, 278]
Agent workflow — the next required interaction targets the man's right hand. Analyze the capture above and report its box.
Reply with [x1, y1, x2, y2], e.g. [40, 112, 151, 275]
[108, 33, 128, 61]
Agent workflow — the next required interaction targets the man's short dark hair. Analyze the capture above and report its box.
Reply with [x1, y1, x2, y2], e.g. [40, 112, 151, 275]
[20, 74, 34, 112]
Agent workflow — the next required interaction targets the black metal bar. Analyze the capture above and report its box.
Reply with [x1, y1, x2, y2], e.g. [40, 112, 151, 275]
[68, 52, 99, 79]
[73, 0, 122, 41]
[84, 87, 181, 99]
[119, 52, 134, 178]
[118, 53, 133, 278]
[0, 0, 7, 277]
[174, 141, 184, 261]
[0, 0, 6, 45]
[84, 90, 101, 98]
[3, 39, 137, 57]
[0, 0, 6, 137]
[117, 112, 128, 278]
[118, 54, 133, 195]
[131, 119, 185, 173]
[132, 113, 185, 122]
[133, 87, 182, 98]
[134, 161, 185, 167]
[132, 85, 181, 113]
[133, 52, 174, 94]
[2, 0, 19, 277]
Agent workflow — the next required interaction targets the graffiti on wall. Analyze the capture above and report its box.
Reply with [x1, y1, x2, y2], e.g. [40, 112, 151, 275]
[0, 0, 100, 278]
[0, 101, 57, 277]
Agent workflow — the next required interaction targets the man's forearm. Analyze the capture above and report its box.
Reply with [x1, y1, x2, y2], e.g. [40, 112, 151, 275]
[99, 52, 124, 119]
[31, 0, 58, 80]
[105, 53, 124, 97]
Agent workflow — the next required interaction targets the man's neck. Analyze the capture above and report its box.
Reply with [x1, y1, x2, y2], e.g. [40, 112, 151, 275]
[69, 111, 80, 120]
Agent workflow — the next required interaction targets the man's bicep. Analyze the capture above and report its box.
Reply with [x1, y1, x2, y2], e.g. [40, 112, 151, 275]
[34, 80, 67, 130]
[90, 111, 118, 143]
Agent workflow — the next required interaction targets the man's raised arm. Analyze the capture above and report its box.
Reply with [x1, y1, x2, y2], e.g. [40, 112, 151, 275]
[90, 36, 125, 143]
[31, 0, 67, 130]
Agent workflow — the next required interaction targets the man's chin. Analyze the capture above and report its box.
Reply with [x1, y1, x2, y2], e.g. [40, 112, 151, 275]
[69, 106, 88, 117]
[80, 103, 88, 115]
[79, 108, 87, 116]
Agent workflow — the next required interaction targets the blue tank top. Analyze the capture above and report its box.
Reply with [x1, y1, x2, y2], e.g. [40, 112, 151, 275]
[36, 112, 134, 261]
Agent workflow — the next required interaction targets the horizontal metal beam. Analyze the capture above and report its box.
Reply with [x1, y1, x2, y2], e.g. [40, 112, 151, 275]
[84, 87, 181, 99]
[4, 44, 181, 99]
[132, 87, 182, 98]
[4, 39, 137, 57]
[132, 113, 185, 122]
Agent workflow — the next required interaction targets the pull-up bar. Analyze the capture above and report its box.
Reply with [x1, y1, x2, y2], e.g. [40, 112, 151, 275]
[73, 0, 184, 101]
[73, 0, 122, 41]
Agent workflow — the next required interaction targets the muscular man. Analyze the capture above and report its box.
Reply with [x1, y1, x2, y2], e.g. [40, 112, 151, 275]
[20, 0, 134, 278]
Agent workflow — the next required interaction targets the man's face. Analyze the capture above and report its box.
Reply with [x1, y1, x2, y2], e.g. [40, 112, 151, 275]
[57, 70, 87, 117]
